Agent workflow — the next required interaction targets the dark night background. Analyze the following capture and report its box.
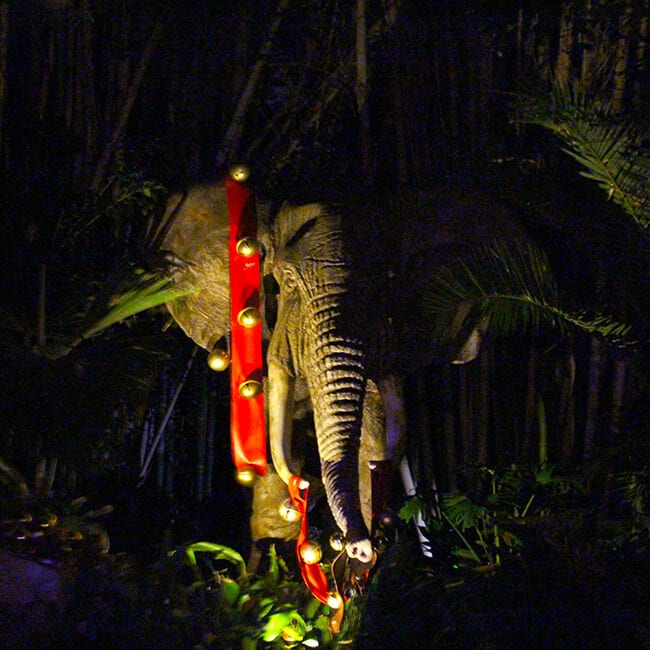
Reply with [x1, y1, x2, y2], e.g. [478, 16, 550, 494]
[0, 1, 649, 648]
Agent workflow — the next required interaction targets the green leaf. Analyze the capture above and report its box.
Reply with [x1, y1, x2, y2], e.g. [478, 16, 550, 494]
[423, 240, 629, 343]
[80, 273, 195, 340]
[262, 610, 305, 642]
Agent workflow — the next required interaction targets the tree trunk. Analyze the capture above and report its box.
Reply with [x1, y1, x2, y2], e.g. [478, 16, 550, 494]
[355, 0, 371, 181]
[91, 20, 163, 192]
[414, 374, 434, 492]
[390, 24, 408, 183]
[537, 396, 548, 467]
[272, 4, 400, 175]
[555, 3, 573, 88]
[560, 347, 576, 464]
[0, 0, 7, 167]
[610, 350, 627, 439]
[196, 364, 208, 502]
[442, 364, 457, 491]
[522, 343, 537, 462]
[634, 0, 649, 108]
[583, 335, 604, 460]
[612, 0, 633, 113]
[206, 385, 217, 500]
[477, 349, 490, 466]
[216, 0, 290, 169]
[578, 0, 594, 94]
[458, 365, 471, 465]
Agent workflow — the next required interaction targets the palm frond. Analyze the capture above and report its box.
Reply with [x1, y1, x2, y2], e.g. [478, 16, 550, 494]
[519, 88, 650, 228]
[79, 272, 193, 340]
[423, 240, 630, 343]
[36, 271, 194, 359]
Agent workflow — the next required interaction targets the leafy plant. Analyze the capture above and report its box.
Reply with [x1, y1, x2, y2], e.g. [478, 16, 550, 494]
[423, 239, 630, 346]
[519, 87, 650, 229]
[0, 456, 112, 556]
[162, 541, 360, 648]
[399, 464, 585, 569]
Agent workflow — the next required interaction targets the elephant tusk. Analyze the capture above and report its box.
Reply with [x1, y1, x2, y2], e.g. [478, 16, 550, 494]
[268, 360, 309, 488]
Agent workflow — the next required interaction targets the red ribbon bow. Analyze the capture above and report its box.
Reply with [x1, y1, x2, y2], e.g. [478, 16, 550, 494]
[288, 475, 331, 605]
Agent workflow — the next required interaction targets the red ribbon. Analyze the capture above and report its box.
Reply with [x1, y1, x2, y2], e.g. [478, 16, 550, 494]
[288, 475, 331, 605]
[226, 174, 267, 477]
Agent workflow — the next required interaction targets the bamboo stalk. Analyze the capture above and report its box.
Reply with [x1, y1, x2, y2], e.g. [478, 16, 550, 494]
[583, 335, 603, 459]
[0, 0, 6, 157]
[477, 349, 490, 466]
[442, 364, 457, 491]
[560, 348, 576, 464]
[555, 3, 573, 88]
[355, 0, 371, 180]
[271, 2, 401, 175]
[215, 0, 290, 169]
[610, 352, 627, 438]
[91, 20, 163, 192]
[612, 0, 633, 113]
[138, 346, 198, 486]
[634, 0, 649, 108]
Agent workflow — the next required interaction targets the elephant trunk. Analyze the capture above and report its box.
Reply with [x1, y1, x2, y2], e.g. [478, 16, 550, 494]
[305, 292, 372, 559]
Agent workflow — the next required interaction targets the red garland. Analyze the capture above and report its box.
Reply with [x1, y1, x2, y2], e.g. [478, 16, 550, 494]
[288, 474, 331, 605]
[226, 174, 267, 477]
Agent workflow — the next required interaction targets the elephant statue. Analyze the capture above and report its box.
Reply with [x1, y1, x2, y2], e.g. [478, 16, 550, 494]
[160, 180, 526, 562]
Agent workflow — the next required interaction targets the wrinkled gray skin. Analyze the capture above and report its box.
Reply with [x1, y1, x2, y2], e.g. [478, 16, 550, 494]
[161, 183, 525, 562]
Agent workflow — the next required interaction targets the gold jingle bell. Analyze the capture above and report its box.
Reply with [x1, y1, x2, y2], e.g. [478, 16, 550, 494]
[329, 532, 345, 552]
[236, 237, 260, 258]
[327, 592, 343, 609]
[229, 163, 250, 183]
[239, 379, 262, 399]
[236, 466, 257, 487]
[299, 539, 322, 565]
[207, 347, 230, 372]
[278, 498, 301, 523]
[237, 307, 261, 328]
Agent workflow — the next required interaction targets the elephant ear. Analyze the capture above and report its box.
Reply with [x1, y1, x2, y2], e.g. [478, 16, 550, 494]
[159, 184, 232, 350]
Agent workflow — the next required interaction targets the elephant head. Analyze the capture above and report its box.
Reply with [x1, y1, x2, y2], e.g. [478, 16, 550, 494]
[160, 182, 525, 562]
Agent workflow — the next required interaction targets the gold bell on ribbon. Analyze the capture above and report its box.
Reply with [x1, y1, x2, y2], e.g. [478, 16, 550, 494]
[237, 307, 261, 328]
[207, 347, 230, 372]
[299, 540, 322, 565]
[229, 163, 250, 183]
[236, 466, 257, 487]
[327, 592, 343, 609]
[329, 532, 345, 552]
[236, 237, 260, 258]
[239, 379, 262, 399]
[278, 498, 301, 523]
